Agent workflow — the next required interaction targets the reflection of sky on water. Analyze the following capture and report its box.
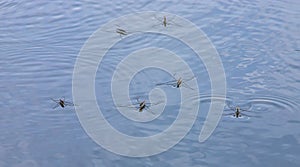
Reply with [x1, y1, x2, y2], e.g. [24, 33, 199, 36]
[0, 0, 300, 166]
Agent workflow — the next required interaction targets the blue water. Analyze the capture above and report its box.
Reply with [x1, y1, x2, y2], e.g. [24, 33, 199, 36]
[1, 0, 300, 166]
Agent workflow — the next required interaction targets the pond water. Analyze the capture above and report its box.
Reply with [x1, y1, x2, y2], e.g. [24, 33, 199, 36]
[1, 0, 300, 166]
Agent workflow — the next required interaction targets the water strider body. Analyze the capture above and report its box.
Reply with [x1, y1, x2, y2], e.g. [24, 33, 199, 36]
[138, 100, 147, 112]
[162, 16, 167, 27]
[175, 77, 183, 88]
[233, 107, 242, 118]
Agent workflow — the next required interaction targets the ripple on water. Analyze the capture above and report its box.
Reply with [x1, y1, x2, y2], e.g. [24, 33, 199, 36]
[0, 0, 22, 15]
[199, 93, 300, 122]
[0, 0, 299, 166]
[246, 95, 298, 113]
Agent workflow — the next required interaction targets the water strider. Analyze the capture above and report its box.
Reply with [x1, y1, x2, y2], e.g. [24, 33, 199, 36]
[51, 97, 74, 109]
[153, 15, 181, 28]
[223, 106, 254, 118]
[118, 97, 162, 115]
[156, 75, 195, 90]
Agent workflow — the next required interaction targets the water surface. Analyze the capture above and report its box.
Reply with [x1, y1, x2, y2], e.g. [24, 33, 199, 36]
[1, 0, 300, 166]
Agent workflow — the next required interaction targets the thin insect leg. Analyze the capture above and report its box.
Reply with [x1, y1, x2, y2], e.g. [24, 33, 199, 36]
[155, 83, 165, 86]
[156, 82, 177, 87]
[152, 100, 164, 106]
[118, 97, 140, 108]
[50, 98, 59, 103]
[182, 82, 195, 90]
[185, 76, 196, 82]
[117, 104, 136, 109]
[153, 15, 162, 22]
[168, 20, 182, 27]
[158, 81, 177, 88]
[169, 83, 177, 87]
[131, 102, 140, 106]
[166, 15, 182, 27]
[156, 80, 177, 86]
[144, 102, 152, 106]
[64, 99, 72, 104]
[171, 73, 178, 80]
[223, 112, 234, 116]
[162, 79, 177, 84]
[135, 97, 141, 104]
[242, 113, 252, 117]
[52, 103, 59, 109]
[144, 106, 155, 115]
[223, 108, 233, 112]
[122, 96, 140, 106]
[239, 104, 253, 112]
[226, 102, 237, 111]
[64, 101, 74, 106]
[158, 73, 178, 86]
[239, 108, 250, 112]
[165, 15, 176, 22]
[148, 110, 155, 115]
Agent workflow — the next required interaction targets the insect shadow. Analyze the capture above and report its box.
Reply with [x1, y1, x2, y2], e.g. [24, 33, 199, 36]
[102, 24, 141, 38]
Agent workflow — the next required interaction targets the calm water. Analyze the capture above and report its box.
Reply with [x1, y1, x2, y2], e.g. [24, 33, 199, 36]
[1, 0, 300, 166]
